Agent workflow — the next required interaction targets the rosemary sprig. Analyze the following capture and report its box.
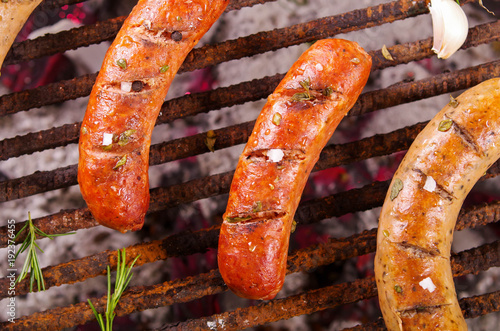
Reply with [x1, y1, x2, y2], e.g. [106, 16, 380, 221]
[88, 249, 140, 331]
[14, 212, 75, 292]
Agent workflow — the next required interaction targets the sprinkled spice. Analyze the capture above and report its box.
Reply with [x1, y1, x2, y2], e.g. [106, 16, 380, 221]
[382, 45, 394, 61]
[272, 112, 282, 126]
[269, 183, 275, 190]
[292, 77, 314, 101]
[132, 81, 144, 92]
[113, 155, 127, 170]
[322, 86, 333, 96]
[291, 220, 297, 233]
[390, 178, 403, 200]
[299, 77, 311, 90]
[350, 57, 361, 64]
[160, 64, 170, 73]
[205, 130, 217, 152]
[81, 127, 88, 135]
[118, 130, 136, 146]
[116, 58, 127, 70]
[176, 16, 182, 21]
[394, 285, 403, 293]
[102, 144, 113, 151]
[383, 230, 390, 237]
[252, 201, 262, 213]
[438, 118, 453, 132]
[291, 92, 313, 101]
[449, 95, 459, 108]
[171, 31, 183, 41]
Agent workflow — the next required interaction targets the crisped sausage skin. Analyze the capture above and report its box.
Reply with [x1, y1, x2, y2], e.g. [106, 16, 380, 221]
[375, 78, 500, 330]
[78, 0, 229, 232]
[218, 39, 372, 300]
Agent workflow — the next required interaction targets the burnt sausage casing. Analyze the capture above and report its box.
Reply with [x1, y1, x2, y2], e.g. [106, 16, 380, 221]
[78, 0, 229, 233]
[375, 78, 500, 330]
[218, 39, 372, 300]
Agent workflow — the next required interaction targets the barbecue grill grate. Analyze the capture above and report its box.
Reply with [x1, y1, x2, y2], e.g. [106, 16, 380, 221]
[0, 0, 499, 330]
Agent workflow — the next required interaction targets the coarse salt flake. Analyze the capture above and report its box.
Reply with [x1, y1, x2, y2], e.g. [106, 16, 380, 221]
[267, 149, 284, 162]
[423, 175, 437, 192]
[419, 277, 436, 293]
[121, 81, 132, 92]
[102, 133, 113, 146]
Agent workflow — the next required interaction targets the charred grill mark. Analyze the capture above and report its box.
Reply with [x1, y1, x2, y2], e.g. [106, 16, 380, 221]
[398, 303, 452, 316]
[449, 116, 484, 157]
[396, 241, 442, 258]
[225, 210, 287, 224]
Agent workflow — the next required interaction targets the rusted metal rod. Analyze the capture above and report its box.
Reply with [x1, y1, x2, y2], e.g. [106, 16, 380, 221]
[4, 0, 277, 66]
[3, 0, 424, 66]
[2, 59, 500, 203]
[1, 235, 498, 330]
[1, 0, 491, 117]
[342, 290, 500, 330]
[5, 49, 500, 161]
[146, 241, 500, 330]
[2, 128, 500, 245]
[150, 241, 500, 330]
[2, 186, 499, 300]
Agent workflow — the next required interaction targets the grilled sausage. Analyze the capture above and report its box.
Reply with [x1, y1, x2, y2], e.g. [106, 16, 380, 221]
[375, 78, 500, 330]
[0, 0, 43, 68]
[78, 0, 229, 232]
[218, 39, 372, 300]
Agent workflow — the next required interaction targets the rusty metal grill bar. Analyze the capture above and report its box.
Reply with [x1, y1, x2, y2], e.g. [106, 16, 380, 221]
[2, 119, 500, 245]
[162, 241, 500, 330]
[2, 20, 500, 161]
[2, 188, 499, 300]
[1, 0, 499, 329]
[344, 290, 500, 330]
[4, 0, 276, 67]
[0, 0, 486, 117]
[1, 239, 497, 330]
[2, 0, 420, 67]
[2, 58, 500, 204]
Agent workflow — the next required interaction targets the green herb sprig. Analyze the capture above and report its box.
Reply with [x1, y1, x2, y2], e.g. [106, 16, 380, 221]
[14, 212, 75, 292]
[88, 249, 140, 331]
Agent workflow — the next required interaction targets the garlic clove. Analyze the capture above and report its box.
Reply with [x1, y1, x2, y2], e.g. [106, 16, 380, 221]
[429, 0, 469, 59]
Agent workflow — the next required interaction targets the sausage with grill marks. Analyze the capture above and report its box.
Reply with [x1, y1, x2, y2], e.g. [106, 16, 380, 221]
[78, 0, 229, 232]
[217, 39, 372, 300]
[375, 78, 500, 330]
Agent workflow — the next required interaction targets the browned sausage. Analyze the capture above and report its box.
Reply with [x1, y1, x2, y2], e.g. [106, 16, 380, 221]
[375, 78, 500, 330]
[218, 39, 372, 300]
[78, 0, 229, 232]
